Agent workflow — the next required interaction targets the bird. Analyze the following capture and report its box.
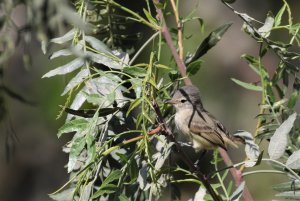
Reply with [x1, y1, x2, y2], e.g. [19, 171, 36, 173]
[166, 85, 241, 152]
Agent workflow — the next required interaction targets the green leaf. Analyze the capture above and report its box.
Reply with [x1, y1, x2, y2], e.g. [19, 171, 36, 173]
[187, 60, 203, 75]
[42, 58, 84, 78]
[274, 4, 286, 27]
[82, 92, 104, 105]
[231, 78, 262, 91]
[91, 170, 122, 199]
[185, 23, 232, 65]
[123, 66, 147, 77]
[126, 97, 142, 116]
[86, 134, 96, 163]
[143, 9, 157, 25]
[168, 70, 180, 81]
[129, 159, 138, 181]
[119, 194, 130, 201]
[91, 184, 118, 198]
[58, 119, 89, 138]
[288, 91, 299, 109]
[241, 54, 260, 75]
[67, 136, 86, 172]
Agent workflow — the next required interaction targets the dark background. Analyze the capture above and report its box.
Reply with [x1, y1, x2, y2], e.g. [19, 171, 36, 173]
[0, 0, 299, 200]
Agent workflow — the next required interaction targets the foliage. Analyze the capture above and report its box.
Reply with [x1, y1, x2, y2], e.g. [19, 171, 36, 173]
[1, 0, 300, 200]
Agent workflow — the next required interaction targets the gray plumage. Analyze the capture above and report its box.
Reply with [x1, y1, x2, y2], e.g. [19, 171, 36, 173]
[168, 85, 238, 151]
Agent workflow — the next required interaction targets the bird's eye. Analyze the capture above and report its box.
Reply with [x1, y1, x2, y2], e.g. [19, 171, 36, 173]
[180, 99, 187, 103]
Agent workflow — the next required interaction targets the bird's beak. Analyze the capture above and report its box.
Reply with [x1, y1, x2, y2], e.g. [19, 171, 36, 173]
[165, 99, 177, 104]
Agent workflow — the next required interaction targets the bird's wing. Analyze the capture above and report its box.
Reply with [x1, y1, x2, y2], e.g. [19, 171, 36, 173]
[189, 120, 227, 150]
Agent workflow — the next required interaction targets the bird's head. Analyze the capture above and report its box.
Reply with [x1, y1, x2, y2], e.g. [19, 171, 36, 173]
[166, 85, 203, 111]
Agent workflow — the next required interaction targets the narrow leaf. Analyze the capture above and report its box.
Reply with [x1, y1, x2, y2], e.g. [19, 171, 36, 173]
[42, 58, 84, 78]
[50, 49, 72, 60]
[273, 180, 300, 192]
[275, 191, 300, 199]
[123, 66, 147, 77]
[230, 181, 245, 201]
[274, 4, 287, 27]
[119, 194, 130, 201]
[51, 29, 75, 44]
[85, 36, 112, 55]
[231, 78, 262, 91]
[67, 136, 86, 172]
[49, 187, 75, 201]
[91, 170, 122, 199]
[268, 113, 297, 159]
[185, 23, 232, 65]
[58, 119, 89, 138]
[61, 69, 89, 96]
[187, 60, 202, 75]
[86, 51, 123, 69]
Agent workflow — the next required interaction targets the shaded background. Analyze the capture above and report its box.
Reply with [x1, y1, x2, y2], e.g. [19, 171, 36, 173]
[0, 0, 299, 200]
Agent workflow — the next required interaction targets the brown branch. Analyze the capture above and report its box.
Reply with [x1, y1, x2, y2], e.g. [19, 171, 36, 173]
[219, 149, 253, 200]
[154, 2, 192, 86]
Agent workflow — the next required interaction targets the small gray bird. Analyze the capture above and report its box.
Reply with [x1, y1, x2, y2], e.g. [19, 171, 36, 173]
[167, 85, 239, 151]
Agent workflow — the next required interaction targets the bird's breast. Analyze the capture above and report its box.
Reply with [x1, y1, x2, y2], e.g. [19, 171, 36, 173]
[174, 110, 191, 137]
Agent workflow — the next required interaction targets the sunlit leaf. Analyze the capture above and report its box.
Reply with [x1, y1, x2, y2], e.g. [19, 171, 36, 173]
[68, 136, 86, 172]
[58, 119, 89, 138]
[85, 36, 112, 55]
[49, 187, 75, 201]
[50, 29, 75, 44]
[61, 69, 89, 96]
[286, 150, 300, 169]
[268, 113, 297, 159]
[273, 180, 300, 192]
[275, 191, 300, 199]
[230, 181, 245, 201]
[42, 58, 84, 78]
[233, 131, 260, 165]
[257, 12, 274, 38]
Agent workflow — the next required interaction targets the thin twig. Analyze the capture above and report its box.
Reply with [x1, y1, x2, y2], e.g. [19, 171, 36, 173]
[170, 0, 184, 60]
[153, 2, 192, 86]
[129, 31, 160, 65]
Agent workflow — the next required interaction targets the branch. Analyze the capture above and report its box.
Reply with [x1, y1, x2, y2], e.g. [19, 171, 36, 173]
[219, 148, 253, 201]
[153, 1, 192, 86]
